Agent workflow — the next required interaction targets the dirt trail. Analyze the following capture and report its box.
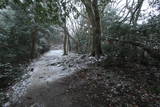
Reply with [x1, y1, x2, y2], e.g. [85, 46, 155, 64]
[3, 46, 159, 107]
[4, 46, 92, 107]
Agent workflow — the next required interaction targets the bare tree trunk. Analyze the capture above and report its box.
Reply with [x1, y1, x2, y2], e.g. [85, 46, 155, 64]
[65, 25, 80, 53]
[68, 36, 71, 51]
[30, 28, 38, 59]
[81, 0, 103, 57]
[63, 35, 68, 55]
[130, 0, 144, 26]
[92, 0, 103, 57]
[77, 39, 80, 53]
[63, 25, 68, 55]
[87, 19, 92, 54]
[133, 0, 144, 26]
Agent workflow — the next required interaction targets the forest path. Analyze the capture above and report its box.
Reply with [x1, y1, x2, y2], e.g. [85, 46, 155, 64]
[4, 46, 159, 107]
[4, 45, 94, 107]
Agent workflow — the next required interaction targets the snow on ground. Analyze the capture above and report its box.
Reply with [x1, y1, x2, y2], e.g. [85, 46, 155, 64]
[4, 49, 73, 106]
[4, 47, 106, 107]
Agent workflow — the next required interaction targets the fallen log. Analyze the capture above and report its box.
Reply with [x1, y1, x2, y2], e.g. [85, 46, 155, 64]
[108, 38, 160, 61]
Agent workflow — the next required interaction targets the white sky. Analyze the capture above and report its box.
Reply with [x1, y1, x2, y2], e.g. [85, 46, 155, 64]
[117, 0, 159, 22]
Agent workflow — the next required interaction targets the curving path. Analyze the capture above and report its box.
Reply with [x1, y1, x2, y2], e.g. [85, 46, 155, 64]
[4, 47, 82, 107]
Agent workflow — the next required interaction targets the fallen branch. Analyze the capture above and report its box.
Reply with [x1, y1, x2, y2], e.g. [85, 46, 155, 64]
[108, 38, 160, 60]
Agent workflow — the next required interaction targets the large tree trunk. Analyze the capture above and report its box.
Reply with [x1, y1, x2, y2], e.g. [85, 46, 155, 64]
[91, 0, 103, 57]
[81, 0, 103, 57]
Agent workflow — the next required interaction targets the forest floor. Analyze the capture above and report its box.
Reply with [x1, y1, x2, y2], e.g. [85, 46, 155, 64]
[3, 45, 160, 107]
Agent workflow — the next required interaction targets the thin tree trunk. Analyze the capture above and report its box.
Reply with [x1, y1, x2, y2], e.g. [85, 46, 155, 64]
[63, 35, 67, 55]
[30, 29, 38, 59]
[68, 36, 71, 51]
[63, 26, 68, 55]
[65, 25, 79, 53]
[87, 19, 92, 54]
[77, 40, 80, 53]
[130, 0, 144, 26]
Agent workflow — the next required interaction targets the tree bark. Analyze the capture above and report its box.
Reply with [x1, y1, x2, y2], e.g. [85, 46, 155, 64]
[81, 0, 103, 58]
[30, 28, 38, 59]
[62, 22, 80, 53]
[63, 24, 68, 55]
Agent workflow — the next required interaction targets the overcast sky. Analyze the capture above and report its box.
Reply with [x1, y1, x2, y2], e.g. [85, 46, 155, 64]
[67, 0, 159, 34]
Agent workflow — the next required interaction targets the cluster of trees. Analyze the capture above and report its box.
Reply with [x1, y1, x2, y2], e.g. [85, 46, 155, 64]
[0, 0, 65, 63]
[0, 0, 62, 88]
[0, 0, 158, 59]
[0, 0, 160, 88]
[69, 0, 160, 63]
[59, 0, 160, 61]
